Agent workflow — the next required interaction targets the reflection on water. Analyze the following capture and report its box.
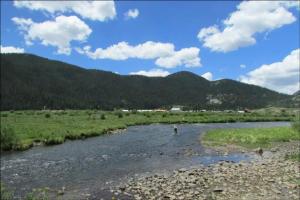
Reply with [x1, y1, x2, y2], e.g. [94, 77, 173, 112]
[0, 122, 289, 198]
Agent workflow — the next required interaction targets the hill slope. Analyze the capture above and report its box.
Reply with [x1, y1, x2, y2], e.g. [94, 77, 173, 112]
[0, 53, 292, 110]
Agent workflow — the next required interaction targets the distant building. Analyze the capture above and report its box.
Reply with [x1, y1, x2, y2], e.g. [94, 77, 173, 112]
[137, 109, 153, 112]
[170, 106, 183, 112]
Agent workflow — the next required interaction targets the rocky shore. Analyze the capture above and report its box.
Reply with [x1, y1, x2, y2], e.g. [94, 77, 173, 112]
[111, 142, 299, 200]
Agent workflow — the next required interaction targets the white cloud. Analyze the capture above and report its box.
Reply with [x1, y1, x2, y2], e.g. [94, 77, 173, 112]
[13, 0, 116, 21]
[12, 15, 92, 55]
[155, 47, 200, 68]
[240, 49, 300, 94]
[240, 64, 246, 69]
[129, 68, 170, 77]
[198, 1, 298, 52]
[0, 45, 25, 53]
[76, 41, 201, 68]
[201, 72, 213, 81]
[125, 9, 139, 19]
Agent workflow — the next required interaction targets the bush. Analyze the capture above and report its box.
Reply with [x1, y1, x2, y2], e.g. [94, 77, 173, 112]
[292, 113, 300, 133]
[1, 113, 8, 117]
[131, 110, 137, 114]
[115, 112, 123, 118]
[100, 114, 106, 120]
[45, 113, 51, 118]
[162, 113, 167, 118]
[1, 126, 18, 150]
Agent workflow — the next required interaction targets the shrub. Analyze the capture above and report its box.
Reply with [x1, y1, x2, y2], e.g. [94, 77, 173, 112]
[292, 113, 300, 133]
[131, 110, 137, 114]
[1, 126, 18, 150]
[100, 114, 106, 120]
[115, 112, 123, 118]
[125, 112, 130, 116]
[1, 113, 8, 117]
[162, 113, 167, 118]
[45, 113, 51, 118]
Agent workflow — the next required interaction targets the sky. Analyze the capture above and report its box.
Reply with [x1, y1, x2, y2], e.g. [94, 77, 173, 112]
[1, 0, 299, 95]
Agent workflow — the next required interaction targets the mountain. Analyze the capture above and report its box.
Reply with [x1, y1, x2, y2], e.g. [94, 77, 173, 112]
[293, 90, 300, 96]
[0, 53, 293, 110]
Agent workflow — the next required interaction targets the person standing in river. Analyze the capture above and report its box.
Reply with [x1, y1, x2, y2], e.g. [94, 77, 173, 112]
[173, 125, 178, 134]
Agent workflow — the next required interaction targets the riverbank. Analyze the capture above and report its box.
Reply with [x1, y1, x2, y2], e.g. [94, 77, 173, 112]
[114, 141, 300, 200]
[0, 110, 294, 151]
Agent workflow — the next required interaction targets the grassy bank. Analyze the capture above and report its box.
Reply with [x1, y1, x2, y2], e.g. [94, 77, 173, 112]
[202, 126, 300, 149]
[0, 110, 295, 151]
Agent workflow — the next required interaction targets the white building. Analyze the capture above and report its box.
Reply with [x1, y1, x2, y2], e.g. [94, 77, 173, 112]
[170, 106, 182, 112]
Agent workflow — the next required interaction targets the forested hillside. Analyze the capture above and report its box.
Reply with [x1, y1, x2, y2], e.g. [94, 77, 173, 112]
[1, 53, 293, 110]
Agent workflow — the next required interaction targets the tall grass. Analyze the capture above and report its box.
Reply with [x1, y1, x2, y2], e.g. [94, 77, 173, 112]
[1, 183, 13, 200]
[203, 126, 300, 148]
[0, 126, 18, 151]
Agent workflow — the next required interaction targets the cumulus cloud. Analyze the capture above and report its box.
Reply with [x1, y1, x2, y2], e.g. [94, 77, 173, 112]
[129, 68, 170, 77]
[240, 49, 300, 94]
[1, 45, 25, 53]
[201, 72, 213, 81]
[13, 0, 116, 21]
[12, 15, 92, 55]
[198, 1, 299, 52]
[155, 47, 200, 68]
[125, 9, 139, 19]
[76, 41, 201, 68]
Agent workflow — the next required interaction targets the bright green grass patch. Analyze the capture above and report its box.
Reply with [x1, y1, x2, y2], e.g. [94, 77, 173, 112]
[0, 110, 294, 151]
[203, 126, 300, 149]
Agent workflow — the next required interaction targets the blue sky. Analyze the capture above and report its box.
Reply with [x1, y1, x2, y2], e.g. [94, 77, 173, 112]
[1, 1, 299, 94]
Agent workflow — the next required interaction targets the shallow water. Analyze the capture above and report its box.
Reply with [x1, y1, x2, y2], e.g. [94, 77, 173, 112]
[0, 122, 289, 198]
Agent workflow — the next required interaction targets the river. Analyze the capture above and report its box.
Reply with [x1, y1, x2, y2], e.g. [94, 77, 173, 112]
[0, 122, 289, 199]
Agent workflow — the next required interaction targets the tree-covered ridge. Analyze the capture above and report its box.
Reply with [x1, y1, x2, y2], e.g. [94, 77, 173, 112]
[0, 53, 294, 110]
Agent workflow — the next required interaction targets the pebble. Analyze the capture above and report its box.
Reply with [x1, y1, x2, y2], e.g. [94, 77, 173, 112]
[115, 142, 300, 200]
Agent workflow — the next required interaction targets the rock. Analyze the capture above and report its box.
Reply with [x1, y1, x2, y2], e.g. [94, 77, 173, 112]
[119, 142, 299, 200]
[255, 147, 263, 156]
[119, 186, 126, 192]
[178, 168, 187, 173]
[213, 187, 224, 192]
[57, 190, 64, 195]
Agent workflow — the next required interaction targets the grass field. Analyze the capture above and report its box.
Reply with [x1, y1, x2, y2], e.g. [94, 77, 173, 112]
[203, 126, 300, 148]
[0, 109, 295, 151]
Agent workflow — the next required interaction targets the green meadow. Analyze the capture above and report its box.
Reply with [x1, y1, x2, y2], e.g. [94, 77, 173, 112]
[0, 109, 295, 151]
[203, 126, 300, 149]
